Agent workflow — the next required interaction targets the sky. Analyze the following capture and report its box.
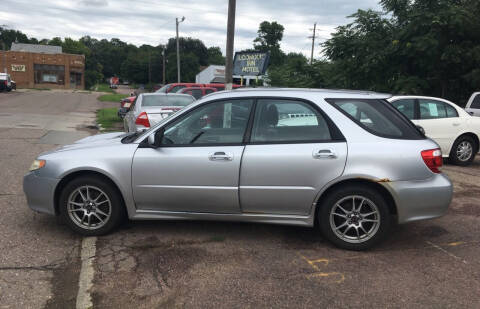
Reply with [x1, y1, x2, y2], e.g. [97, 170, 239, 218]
[1, 0, 382, 58]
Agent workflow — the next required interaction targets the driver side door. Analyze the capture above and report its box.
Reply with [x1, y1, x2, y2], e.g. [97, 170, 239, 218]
[131, 99, 254, 213]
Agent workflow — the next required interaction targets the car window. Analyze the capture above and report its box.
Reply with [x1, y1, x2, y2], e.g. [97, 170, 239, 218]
[471, 94, 480, 109]
[191, 89, 203, 99]
[170, 85, 186, 93]
[391, 99, 415, 120]
[329, 99, 423, 139]
[445, 104, 458, 117]
[205, 89, 215, 94]
[419, 99, 448, 119]
[251, 99, 331, 143]
[156, 84, 170, 93]
[162, 99, 253, 145]
[141, 95, 193, 107]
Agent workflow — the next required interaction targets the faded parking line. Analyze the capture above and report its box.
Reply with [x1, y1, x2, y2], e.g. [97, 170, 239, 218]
[76, 237, 97, 309]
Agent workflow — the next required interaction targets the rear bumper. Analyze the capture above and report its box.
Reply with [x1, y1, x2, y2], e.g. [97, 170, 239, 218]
[23, 172, 59, 215]
[383, 173, 453, 224]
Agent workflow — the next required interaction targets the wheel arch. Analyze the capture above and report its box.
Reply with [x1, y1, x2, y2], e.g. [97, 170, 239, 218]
[450, 132, 479, 156]
[313, 178, 397, 226]
[53, 169, 127, 215]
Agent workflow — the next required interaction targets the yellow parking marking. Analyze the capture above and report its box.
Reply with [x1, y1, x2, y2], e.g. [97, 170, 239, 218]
[446, 241, 464, 247]
[299, 254, 345, 284]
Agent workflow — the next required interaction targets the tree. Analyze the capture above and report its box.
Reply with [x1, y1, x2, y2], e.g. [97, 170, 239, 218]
[207, 47, 225, 65]
[253, 21, 286, 66]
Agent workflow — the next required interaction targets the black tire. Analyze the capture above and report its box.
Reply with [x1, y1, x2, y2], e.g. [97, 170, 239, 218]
[449, 135, 477, 166]
[318, 185, 392, 251]
[59, 176, 126, 236]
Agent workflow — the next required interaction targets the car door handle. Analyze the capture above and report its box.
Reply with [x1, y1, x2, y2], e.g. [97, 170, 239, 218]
[313, 149, 336, 159]
[452, 123, 460, 126]
[209, 152, 233, 161]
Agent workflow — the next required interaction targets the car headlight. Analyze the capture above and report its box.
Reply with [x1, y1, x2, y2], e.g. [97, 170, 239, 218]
[29, 159, 46, 171]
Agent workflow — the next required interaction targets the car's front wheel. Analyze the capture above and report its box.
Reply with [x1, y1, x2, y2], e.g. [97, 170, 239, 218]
[59, 176, 125, 236]
[318, 185, 392, 250]
[450, 135, 476, 166]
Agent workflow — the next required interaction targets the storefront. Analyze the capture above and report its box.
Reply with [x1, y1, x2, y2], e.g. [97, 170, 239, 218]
[0, 43, 85, 89]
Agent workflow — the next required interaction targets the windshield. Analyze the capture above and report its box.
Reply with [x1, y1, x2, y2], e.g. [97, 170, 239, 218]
[142, 95, 194, 107]
[155, 84, 170, 93]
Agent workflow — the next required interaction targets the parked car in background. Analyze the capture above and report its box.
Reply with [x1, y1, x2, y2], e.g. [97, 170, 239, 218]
[11, 80, 16, 90]
[124, 93, 194, 132]
[24, 88, 452, 250]
[156, 83, 203, 93]
[156, 83, 242, 93]
[465, 92, 480, 116]
[389, 95, 480, 165]
[120, 96, 136, 109]
[179, 87, 217, 99]
[0, 73, 13, 92]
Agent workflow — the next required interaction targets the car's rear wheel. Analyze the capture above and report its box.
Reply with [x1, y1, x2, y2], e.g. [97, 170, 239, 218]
[318, 185, 392, 250]
[59, 176, 125, 236]
[449, 136, 476, 166]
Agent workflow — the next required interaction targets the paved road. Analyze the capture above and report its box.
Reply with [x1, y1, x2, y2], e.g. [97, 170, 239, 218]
[0, 90, 116, 309]
[0, 89, 479, 308]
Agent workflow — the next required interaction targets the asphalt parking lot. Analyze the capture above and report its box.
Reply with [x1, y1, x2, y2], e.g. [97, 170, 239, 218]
[0, 90, 479, 308]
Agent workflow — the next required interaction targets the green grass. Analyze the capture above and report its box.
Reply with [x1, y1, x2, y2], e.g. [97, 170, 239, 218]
[95, 83, 115, 93]
[96, 107, 122, 129]
[97, 93, 128, 102]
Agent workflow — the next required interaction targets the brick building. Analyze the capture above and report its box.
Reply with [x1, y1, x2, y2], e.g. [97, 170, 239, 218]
[0, 43, 85, 89]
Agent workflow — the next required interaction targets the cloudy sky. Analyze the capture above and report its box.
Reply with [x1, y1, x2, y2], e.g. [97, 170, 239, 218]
[1, 0, 381, 58]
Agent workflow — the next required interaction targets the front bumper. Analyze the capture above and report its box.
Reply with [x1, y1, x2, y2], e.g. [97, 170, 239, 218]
[383, 173, 453, 224]
[23, 172, 60, 215]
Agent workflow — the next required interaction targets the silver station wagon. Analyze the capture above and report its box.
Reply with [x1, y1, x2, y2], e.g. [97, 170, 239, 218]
[24, 89, 453, 250]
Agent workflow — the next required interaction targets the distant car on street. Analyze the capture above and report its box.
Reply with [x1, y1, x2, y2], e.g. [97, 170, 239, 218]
[123, 93, 195, 132]
[465, 92, 480, 117]
[389, 95, 480, 165]
[0, 73, 14, 92]
[179, 87, 217, 99]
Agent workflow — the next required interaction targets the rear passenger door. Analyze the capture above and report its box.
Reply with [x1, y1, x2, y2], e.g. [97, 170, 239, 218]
[416, 99, 463, 153]
[239, 99, 347, 215]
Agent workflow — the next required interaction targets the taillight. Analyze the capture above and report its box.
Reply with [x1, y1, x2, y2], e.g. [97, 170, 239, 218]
[135, 112, 150, 127]
[421, 148, 443, 173]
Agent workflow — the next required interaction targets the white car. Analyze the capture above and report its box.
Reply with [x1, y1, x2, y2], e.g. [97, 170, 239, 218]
[124, 93, 195, 132]
[388, 96, 480, 165]
[465, 92, 480, 117]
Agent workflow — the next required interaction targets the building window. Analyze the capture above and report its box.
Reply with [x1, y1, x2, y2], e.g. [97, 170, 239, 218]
[34, 64, 65, 85]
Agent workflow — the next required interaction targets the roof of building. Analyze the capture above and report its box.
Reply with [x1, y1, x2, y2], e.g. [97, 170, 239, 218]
[10, 43, 62, 54]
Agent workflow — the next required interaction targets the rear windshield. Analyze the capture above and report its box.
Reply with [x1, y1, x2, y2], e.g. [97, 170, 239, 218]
[142, 95, 194, 107]
[328, 99, 424, 139]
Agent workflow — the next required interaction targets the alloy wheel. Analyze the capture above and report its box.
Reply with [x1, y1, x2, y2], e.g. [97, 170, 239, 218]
[67, 185, 112, 230]
[456, 141, 473, 162]
[329, 195, 381, 244]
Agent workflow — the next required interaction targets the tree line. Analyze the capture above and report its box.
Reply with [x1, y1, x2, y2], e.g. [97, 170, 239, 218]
[1, 0, 479, 104]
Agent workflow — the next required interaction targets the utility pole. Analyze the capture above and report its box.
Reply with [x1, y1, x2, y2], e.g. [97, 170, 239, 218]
[162, 49, 166, 85]
[176, 16, 185, 83]
[224, 0, 236, 90]
[308, 22, 317, 65]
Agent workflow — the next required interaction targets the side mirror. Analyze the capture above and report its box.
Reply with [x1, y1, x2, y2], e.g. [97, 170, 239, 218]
[416, 125, 425, 135]
[147, 127, 164, 148]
